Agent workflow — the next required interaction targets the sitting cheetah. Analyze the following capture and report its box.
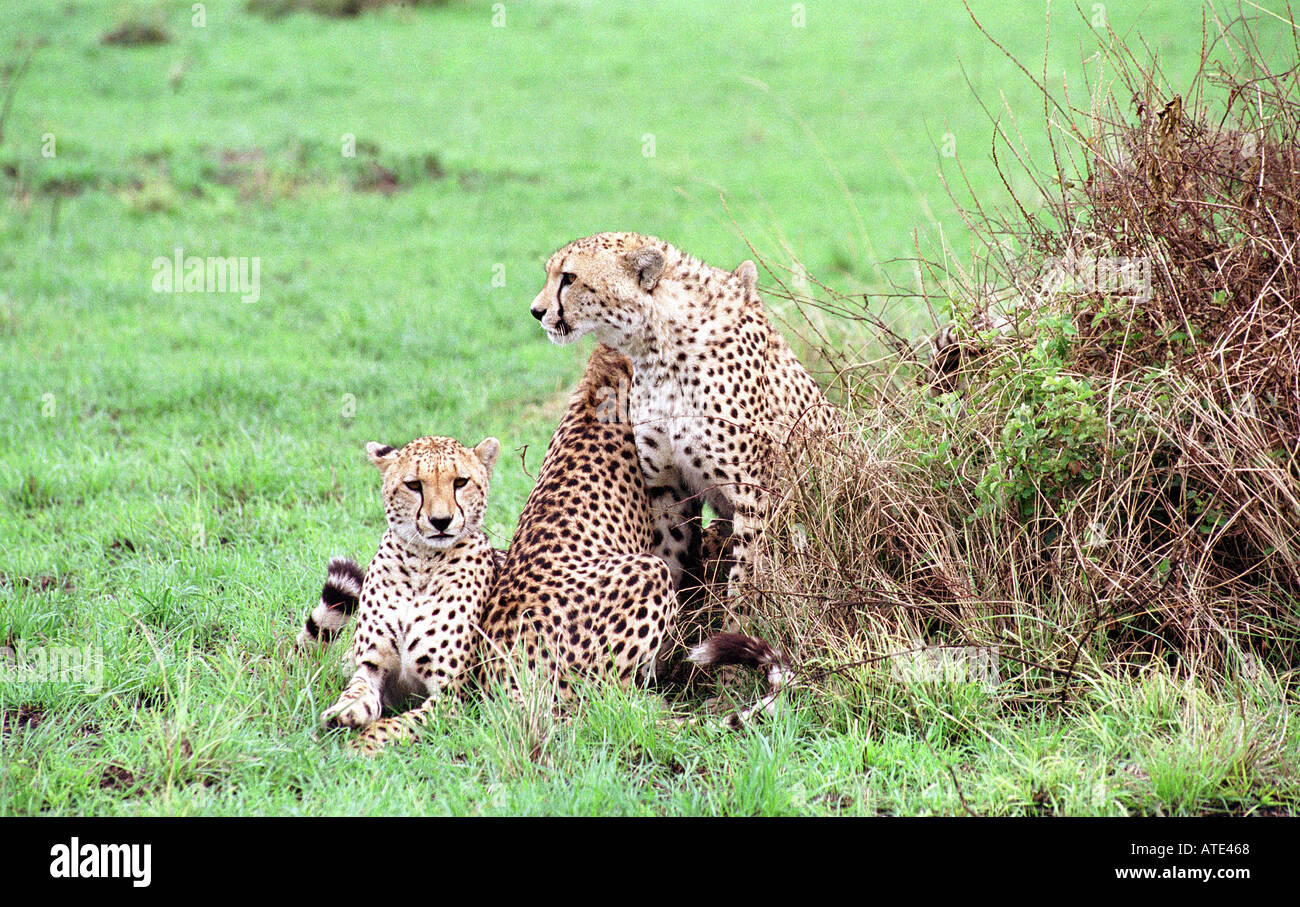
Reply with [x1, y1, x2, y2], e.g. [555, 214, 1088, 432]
[529, 232, 842, 614]
[475, 343, 679, 697]
[317, 435, 502, 745]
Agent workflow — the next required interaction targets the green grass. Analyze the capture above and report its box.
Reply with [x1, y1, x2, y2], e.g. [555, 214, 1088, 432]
[1, 0, 1296, 815]
[6, 655, 1295, 816]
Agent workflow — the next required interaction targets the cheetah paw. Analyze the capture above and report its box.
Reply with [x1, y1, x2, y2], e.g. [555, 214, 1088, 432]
[350, 717, 416, 755]
[321, 692, 381, 730]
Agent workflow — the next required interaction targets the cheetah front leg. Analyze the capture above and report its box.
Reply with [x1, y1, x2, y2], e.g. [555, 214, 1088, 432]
[321, 661, 385, 730]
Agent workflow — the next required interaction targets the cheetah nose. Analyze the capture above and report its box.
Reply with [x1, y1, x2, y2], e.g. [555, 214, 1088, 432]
[530, 305, 546, 321]
[429, 516, 452, 532]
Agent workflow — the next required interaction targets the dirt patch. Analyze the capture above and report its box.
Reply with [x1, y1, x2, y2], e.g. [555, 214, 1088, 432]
[99, 764, 137, 791]
[248, 0, 448, 19]
[354, 161, 399, 195]
[0, 572, 75, 594]
[201, 144, 445, 200]
[105, 536, 136, 564]
[0, 703, 46, 734]
[817, 791, 855, 812]
[101, 22, 171, 47]
[353, 153, 445, 194]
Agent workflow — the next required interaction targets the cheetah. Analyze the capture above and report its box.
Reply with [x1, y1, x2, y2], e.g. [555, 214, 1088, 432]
[316, 435, 502, 747]
[476, 343, 679, 696]
[529, 232, 842, 617]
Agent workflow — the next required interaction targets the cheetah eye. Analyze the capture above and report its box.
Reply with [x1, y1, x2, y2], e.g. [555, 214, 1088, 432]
[453, 477, 468, 489]
[404, 480, 421, 492]
[559, 272, 576, 290]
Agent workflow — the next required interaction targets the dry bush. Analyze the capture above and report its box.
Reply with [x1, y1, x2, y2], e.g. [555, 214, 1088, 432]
[745, 3, 1300, 695]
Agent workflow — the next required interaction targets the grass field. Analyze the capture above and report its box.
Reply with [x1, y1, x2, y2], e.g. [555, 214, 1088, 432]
[1, 0, 1297, 815]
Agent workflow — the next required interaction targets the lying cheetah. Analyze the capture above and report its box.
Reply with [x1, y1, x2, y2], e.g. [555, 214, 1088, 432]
[529, 232, 841, 614]
[317, 435, 502, 747]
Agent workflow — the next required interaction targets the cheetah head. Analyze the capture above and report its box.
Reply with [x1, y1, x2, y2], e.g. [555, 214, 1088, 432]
[366, 435, 500, 552]
[530, 232, 760, 353]
[529, 232, 671, 350]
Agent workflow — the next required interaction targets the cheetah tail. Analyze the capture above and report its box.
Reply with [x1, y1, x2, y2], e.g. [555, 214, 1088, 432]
[296, 556, 364, 650]
[687, 632, 794, 728]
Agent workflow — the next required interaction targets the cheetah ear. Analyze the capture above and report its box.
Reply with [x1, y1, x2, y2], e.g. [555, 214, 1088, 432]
[473, 437, 501, 474]
[624, 245, 665, 292]
[733, 260, 758, 293]
[366, 442, 399, 472]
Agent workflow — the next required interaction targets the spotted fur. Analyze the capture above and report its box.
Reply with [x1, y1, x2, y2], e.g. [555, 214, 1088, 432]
[330, 348, 708, 754]
[476, 344, 679, 694]
[530, 232, 842, 621]
[320, 435, 501, 753]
